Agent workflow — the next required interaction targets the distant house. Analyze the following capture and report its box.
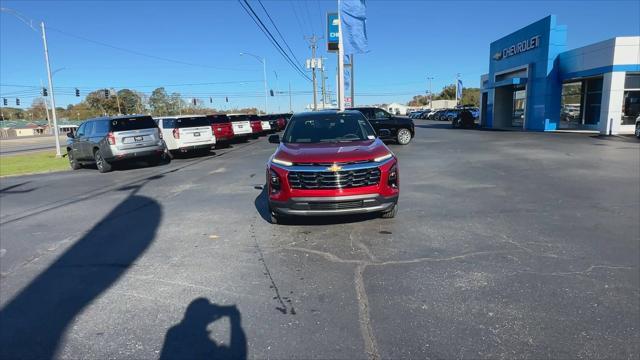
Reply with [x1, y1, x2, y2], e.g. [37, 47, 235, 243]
[7, 126, 44, 137]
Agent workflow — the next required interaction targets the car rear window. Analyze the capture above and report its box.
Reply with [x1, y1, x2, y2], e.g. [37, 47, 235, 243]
[111, 116, 157, 131]
[208, 115, 230, 124]
[175, 117, 210, 128]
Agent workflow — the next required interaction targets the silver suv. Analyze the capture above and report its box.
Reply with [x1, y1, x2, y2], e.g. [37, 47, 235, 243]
[66, 115, 166, 173]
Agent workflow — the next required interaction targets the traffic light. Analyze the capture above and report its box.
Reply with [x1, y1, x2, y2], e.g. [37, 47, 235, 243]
[225, 97, 229, 103]
[192, 98, 197, 106]
[75, 88, 80, 97]
[270, 89, 274, 96]
[104, 89, 110, 98]
[42, 87, 48, 96]
[209, 97, 213, 103]
[2, 98, 7, 106]
[16, 98, 20, 106]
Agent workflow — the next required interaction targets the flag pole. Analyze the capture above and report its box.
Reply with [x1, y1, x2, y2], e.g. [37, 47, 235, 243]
[337, 0, 345, 111]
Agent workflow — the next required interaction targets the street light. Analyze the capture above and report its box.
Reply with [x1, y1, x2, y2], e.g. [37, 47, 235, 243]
[240, 52, 268, 115]
[1, 7, 62, 157]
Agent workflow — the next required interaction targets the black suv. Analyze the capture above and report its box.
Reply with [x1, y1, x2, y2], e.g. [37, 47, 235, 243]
[66, 115, 166, 173]
[350, 107, 415, 145]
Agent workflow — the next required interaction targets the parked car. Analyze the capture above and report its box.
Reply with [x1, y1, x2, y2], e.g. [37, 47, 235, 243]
[419, 109, 435, 119]
[408, 111, 422, 119]
[443, 109, 461, 121]
[350, 107, 415, 145]
[155, 115, 215, 155]
[207, 114, 235, 143]
[66, 115, 165, 173]
[635, 114, 640, 138]
[266, 110, 399, 224]
[431, 109, 447, 120]
[227, 114, 253, 140]
[249, 114, 264, 138]
[451, 109, 477, 129]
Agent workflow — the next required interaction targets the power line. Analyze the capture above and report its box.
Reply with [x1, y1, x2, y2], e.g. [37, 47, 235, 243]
[237, 0, 311, 81]
[46, 26, 258, 73]
[256, 0, 304, 68]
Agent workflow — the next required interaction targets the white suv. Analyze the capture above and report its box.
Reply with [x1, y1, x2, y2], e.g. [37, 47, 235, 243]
[155, 115, 216, 154]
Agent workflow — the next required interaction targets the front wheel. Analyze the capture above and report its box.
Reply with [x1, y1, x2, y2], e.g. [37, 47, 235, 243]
[381, 203, 398, 218]
[68, 150, 81, 170]
[396, 128, 412, 145]
[635, 124, 640, 138]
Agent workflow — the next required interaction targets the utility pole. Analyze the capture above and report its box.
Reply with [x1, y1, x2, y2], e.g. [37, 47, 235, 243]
[350, 54, 355, 107]
[41, 21, 61, 157]
[240, 52, 267, 114]
[320, 61, 326, 109]
[426, 76, 434, 109]
[305, 34, 321, 111]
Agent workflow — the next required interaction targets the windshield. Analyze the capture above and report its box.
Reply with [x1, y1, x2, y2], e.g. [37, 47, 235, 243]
[110, 116, 157, 131]
[282, 113, 376, 143]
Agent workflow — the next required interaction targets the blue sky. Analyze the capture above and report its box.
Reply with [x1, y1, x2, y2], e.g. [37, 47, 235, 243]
[1, 0, 639, 112]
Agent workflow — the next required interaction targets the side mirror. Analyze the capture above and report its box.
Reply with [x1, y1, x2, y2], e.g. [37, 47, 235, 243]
[378, 129, 391, 138]
[67, 132, 75, 139]
[268, 134, 280, 144]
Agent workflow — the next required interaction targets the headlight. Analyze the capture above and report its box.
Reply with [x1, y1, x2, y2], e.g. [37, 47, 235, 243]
[374, 153, 393, 162]
[388, 164, 398, 188]
[272, 158, 293, 166]
[269, 169, 281, 192]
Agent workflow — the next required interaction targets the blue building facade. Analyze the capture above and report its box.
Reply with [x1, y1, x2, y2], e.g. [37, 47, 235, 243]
[480, 15, 640, 135]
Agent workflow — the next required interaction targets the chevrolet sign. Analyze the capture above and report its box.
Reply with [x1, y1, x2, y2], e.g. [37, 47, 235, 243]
[495, 35, 541, 61]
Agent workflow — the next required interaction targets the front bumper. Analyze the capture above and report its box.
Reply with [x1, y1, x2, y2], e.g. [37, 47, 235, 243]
[269, 193, 398, 216]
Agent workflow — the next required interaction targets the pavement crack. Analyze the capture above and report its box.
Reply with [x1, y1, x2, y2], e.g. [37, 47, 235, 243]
[355, 264, 380, 360]
[251, 217, 296, 315]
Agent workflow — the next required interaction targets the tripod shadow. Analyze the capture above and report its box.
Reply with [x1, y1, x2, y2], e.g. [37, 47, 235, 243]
[0, 184, 161, 359]
[160, 298, 247, 360]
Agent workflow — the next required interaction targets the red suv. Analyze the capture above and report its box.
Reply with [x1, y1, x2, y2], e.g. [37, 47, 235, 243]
[265, 110, 399, 224]
[207, 114, 234, 143]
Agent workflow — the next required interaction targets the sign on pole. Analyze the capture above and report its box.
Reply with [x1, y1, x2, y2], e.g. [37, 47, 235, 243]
[327, 13, 339, 52]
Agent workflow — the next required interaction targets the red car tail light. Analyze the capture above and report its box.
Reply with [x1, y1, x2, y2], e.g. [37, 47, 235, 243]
[172, 128, 180, 139]
[107, 132, 116, 145]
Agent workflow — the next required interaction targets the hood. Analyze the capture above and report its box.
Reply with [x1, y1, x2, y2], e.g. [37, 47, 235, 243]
[273, 139, 391, 164]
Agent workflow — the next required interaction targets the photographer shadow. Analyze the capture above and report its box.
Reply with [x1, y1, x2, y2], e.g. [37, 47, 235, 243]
[160, 298, 247, 360]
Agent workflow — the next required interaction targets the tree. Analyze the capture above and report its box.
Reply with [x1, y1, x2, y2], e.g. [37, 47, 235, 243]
[168, 92, 184, 115]
[434, 85, 456, 100]
[460, 88, 480, 107]
[29, 97, 48, 120]
[149, 87, 170, 115]
[86, 90, 119, 115]
[407, 95, 429, 107]
[117, 89, 143, 115]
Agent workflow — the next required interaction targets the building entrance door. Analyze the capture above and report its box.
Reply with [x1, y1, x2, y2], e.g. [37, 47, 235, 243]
[512, 87, 526, 128]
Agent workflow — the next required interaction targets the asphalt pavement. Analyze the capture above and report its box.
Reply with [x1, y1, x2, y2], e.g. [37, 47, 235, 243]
[0, 121, 638, 359]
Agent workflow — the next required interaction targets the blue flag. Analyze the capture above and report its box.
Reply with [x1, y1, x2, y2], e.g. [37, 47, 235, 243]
[340, 0, 368, 54]
[457, 79, 463, 100]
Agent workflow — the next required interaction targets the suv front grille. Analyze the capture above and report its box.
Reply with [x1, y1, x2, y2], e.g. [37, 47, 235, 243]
[288, 168, 381, 189]
[306, 201, 364, 210]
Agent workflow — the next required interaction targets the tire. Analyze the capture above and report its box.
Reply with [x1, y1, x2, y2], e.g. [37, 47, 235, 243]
[636, 124, 640, 138]
[452, 119, 461, 129]
[381, 203, 398, 218]
[68, 149, 81, 170]
[396, 128, 412, 145]
[147, 155, 163, 167]
[94, 149, 112, 173]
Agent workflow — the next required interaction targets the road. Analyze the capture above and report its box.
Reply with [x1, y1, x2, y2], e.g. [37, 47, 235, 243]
[1, 121, 639, 359]
[0, 135, 66, 156]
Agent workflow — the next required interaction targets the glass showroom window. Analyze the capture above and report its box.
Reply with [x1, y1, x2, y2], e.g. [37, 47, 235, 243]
[622, 73, 640, 125]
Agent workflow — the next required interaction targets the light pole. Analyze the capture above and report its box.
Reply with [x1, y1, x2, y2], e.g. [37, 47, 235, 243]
[426, 76, 434, 109]
[240, 52, 268, 114]
[0, 8, 61, 156]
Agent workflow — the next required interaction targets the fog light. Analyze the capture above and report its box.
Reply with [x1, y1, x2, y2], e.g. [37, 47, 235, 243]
[388, 165, 398, 188]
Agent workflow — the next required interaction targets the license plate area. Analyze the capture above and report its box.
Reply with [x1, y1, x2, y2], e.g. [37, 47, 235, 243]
[134, 136, 143, 142]
[193, 132, 200, 137]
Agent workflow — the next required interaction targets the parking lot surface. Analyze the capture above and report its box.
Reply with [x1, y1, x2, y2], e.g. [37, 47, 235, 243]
[1, 121, 638, 359]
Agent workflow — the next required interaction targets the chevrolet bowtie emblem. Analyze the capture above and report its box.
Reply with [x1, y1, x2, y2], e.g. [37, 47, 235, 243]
[327, 164, 343, 172]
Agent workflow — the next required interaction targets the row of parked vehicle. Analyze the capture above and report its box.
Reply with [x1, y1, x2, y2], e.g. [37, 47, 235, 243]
[409, 107, 480, 121]
[66, 113, 291, 173]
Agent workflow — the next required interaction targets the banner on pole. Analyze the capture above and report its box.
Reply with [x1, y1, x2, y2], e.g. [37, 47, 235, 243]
[327, 13, 340, 52]
[456, 79, 463, 100]
[344, 67, 352, 107]
[339, 0, 369, 54]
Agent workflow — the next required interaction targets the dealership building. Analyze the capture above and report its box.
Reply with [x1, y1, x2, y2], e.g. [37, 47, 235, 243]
[479, 15, 640, 134]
